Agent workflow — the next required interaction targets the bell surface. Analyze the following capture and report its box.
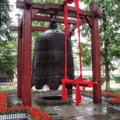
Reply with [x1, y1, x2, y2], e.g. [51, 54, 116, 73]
[32, 29, 74, 90]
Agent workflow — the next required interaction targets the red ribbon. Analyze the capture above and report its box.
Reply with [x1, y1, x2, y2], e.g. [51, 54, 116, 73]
[62, 81, 67, 100]
[63, 0, 82, 79]
[74, 0, 83, 80]
[62, 0, 83, 105]
[76, 84, 81, 106]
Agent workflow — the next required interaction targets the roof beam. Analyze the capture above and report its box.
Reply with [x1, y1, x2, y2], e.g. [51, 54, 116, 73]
[32, 15, 87, 24]
[16, 1, 92, 18]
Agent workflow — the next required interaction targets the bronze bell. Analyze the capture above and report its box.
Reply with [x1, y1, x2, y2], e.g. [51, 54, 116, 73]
[32, 19, 74, 90]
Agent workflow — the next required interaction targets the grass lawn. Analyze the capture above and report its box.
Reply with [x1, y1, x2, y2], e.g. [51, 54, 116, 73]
[0, 88, 17, 92]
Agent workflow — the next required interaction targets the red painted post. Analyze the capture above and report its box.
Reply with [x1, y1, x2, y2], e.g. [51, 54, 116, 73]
[67, 89, 72, 95]
[90, 2, 102, 103]
[22, 0, 32, 106]
[17, 19, 22, 98]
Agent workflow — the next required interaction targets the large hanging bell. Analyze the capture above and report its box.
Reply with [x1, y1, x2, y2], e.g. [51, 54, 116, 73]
[32, 19, 74, 90]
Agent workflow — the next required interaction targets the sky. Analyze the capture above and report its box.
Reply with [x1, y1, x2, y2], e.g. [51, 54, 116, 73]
[9, 0, 22, 25]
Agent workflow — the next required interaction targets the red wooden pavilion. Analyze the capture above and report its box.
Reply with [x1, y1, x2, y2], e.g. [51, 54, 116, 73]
[14, 0, 103, 106]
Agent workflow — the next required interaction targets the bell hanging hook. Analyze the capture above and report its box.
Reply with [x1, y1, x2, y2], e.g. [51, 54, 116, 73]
[49, 15, 57, 29]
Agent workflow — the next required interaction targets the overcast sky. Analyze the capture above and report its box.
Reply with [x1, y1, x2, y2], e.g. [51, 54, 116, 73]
[9, 0, 22, 25]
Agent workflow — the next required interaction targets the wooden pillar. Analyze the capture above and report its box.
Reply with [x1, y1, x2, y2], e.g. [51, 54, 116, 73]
[22, 0, 32, 106]
[67, 89, 73, 95]
[17, 19, 22, 98]
[90, 2, 102, 103]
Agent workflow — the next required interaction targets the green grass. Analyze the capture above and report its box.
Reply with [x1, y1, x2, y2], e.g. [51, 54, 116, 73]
[110, 88, 120, 95]
[0, 87, 17, 92]
[102, 88, 120, 95]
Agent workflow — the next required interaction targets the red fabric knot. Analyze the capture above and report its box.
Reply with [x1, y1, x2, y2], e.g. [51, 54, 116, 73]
[62, 80, 67, 100]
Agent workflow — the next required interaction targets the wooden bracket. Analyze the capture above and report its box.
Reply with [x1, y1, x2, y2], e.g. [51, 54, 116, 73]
[85, 16, 93, 27]
[32, 9, 39, 19]
[93, 8, 103, 18]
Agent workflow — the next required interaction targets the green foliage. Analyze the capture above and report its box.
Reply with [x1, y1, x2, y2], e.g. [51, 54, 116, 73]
[109, 89, 120, 95]
[82, 40, 92, 67]
[80, 0, 120, 71]
[0, 0, 16, 81]
[0, 0, 12, 40]
[0, 41, 17, 81]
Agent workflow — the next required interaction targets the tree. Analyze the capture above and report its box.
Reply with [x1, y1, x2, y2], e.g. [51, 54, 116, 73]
[80, 0, 120, 90]
[0, 0, 16, 81]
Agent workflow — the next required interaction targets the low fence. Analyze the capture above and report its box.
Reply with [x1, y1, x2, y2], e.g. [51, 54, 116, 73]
[0, 113, 30, 120]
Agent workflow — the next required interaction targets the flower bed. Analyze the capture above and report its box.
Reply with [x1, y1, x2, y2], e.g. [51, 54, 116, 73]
[102, 92, 120, 107]
[108, 98, 120, 107]
[1, 89, 120, 119]
[0, 92, 52, 120]
[81, 89, 120, 107]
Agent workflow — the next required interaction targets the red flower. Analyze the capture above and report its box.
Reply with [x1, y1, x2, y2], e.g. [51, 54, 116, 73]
[0, 92, 51, 120]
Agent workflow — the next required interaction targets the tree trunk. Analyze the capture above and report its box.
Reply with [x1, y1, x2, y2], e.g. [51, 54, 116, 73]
[105, 57, 110, 91]
[103, 14, 110, 91]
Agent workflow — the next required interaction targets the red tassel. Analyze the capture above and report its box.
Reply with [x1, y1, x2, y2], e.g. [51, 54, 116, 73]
[62, 82, 67, 100]
[76, 84, 82, 106]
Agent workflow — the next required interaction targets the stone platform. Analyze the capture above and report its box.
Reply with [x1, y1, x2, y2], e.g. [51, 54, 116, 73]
[7, 91, 120, 120]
